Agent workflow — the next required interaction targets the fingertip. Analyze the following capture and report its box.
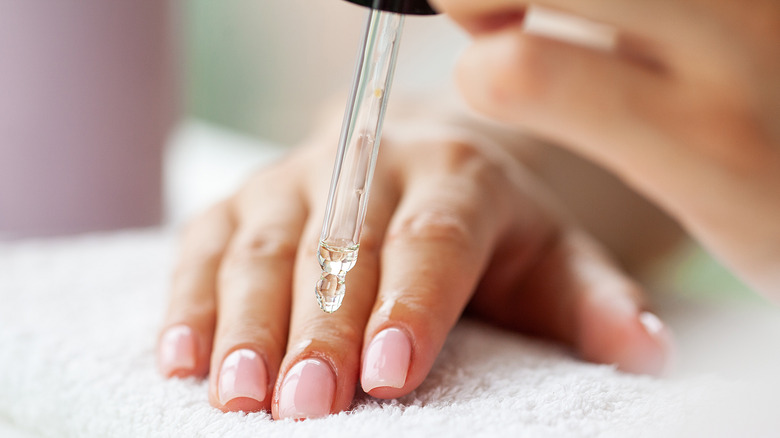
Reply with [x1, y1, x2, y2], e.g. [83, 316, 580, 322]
[361, 297, 450, 400]
[275, 358, 336, 420]
[215, 348, 270, 413]
[361, 327, 412, 396]
[158, 324, 198, 378]
[616, 311, 674, 377]
[580, 307, 674, 377]
[634, 311, 675, 376]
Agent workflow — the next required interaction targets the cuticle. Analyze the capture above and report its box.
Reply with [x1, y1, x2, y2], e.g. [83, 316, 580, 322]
[370, 323, 417, 364]
[295, 352, 339, 381]
[221, 344, 273, 387]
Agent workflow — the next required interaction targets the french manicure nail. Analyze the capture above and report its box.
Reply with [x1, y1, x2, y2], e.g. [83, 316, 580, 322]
[218, 349, 268, 405]
[361, 327, 412, 392]
[158, 324, 196, 377]
[277, 358, 335, 420]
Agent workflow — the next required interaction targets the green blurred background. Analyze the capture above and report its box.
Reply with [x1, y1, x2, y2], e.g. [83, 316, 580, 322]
[183, 0, 363, 145]
[182, 0, 464, 145]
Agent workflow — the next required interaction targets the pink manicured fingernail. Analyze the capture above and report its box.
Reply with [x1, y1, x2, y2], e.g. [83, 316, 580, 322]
[277, 358, 335, 420]
[218, 349, 268, 405]
[158, 325, 196, 377]
[361, 328, 412, 392]
[639, 311, 675, 375]
[640, 311, 665, 337]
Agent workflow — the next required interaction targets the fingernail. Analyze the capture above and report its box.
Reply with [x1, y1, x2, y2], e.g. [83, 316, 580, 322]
[158, 324, 196, 377]
[361, 327, 412, 392]
[639, 311, 675, 375]
[218, 349, 268, 405]
[277, 358, 335, 420]
[639, 311, 664, 337]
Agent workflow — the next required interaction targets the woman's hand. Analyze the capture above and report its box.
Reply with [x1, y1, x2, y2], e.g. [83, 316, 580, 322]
[431, 0, 780, 298]
[157, 118, 672, 420]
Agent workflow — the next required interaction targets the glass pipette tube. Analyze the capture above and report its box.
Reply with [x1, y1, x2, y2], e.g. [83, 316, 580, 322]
[315, 9, 405, 313]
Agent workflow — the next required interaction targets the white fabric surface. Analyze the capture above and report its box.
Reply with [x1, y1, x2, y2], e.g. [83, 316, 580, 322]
[0, 231, 711, 437]
[1, 122, 778, 437]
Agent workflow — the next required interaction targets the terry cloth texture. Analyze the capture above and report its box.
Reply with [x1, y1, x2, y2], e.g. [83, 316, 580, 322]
[0, 230, 754, 438]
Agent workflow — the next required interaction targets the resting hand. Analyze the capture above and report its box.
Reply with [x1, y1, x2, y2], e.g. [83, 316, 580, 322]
[157, 118, 672, 420]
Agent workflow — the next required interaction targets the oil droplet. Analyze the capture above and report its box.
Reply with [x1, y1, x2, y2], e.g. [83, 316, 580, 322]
[315, 272, 346, 314]
[315, 241, 360, 313]
[374, 88, 384, 99]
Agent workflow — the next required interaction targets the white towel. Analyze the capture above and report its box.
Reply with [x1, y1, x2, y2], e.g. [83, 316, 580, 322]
[1, 123, 778, 437]
[0, 229, 766, 438]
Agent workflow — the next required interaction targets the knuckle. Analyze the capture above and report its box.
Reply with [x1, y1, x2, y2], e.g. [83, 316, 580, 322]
[388, 209, 474, 248]
[438, 141, 503, 183]
[413, 139, 509, 192]
[224, 231, 300, 265]
[439, 141, 482, 169]
[175, 203, 233, 271]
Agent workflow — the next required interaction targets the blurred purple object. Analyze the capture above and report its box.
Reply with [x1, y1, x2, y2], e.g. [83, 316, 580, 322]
[0, 0, 177, 238]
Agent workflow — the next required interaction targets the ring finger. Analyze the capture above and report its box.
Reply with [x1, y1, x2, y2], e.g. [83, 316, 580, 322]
[207, 164, 307, 412]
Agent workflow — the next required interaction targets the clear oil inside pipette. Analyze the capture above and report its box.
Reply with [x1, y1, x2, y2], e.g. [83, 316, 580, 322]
[315, 9, 404, 313]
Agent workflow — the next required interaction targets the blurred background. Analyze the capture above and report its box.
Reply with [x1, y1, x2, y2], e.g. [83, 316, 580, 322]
[186, 0, 467, 145]
[0, 0, 466, 238]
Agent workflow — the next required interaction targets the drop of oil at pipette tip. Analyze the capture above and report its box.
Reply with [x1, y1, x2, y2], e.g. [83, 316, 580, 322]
[315, 272, 346, 313]
[315, 241, 359, 313]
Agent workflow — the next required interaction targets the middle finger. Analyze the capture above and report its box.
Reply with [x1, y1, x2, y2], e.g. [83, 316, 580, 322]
[272, 160, 399, 420]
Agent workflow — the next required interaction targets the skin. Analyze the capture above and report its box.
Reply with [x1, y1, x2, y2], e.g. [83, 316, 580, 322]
[159, 110, 673, 419]
[159, 0, 780, 419]
[430, 0, 780, 299]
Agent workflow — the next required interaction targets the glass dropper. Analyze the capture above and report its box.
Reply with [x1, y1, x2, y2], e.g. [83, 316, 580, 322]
[315, 8, 405, 313]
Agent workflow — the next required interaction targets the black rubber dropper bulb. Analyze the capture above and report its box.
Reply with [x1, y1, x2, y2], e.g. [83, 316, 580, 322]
[343, 0, 438, 15]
